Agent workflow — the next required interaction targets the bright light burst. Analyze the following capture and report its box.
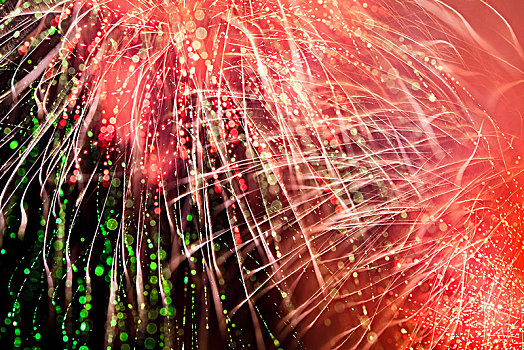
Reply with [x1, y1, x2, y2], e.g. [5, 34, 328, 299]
[0, 0, 523, 349]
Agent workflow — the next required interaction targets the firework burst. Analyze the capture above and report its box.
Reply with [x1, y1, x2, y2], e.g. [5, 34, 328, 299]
[0, 0, 523, 349]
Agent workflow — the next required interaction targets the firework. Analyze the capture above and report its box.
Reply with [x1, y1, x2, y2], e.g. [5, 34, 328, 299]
[0, 0, 523, 349]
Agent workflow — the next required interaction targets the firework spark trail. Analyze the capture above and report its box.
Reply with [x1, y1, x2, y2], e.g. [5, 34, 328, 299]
[0, 0, 523, 349]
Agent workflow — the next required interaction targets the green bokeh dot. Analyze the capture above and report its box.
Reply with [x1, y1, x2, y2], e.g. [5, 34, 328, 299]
[94, 265, 104, 276]
[106, 218, 118, 231]
[146, 323, 157, 334]
[144, 337, 155, 349]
